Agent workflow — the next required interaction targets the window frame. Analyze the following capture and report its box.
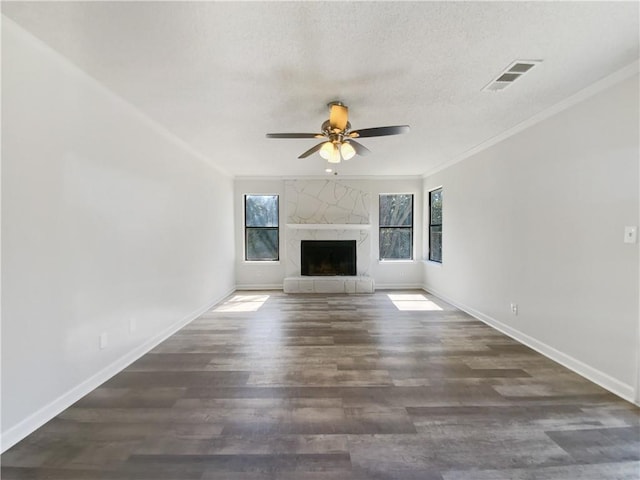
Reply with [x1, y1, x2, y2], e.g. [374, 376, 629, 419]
[428, 187, 442, 263]
[379, 193, 414, 261]
[244, 194, 279, 262]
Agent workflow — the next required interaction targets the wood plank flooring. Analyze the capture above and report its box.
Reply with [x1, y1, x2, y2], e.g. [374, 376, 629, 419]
[2, 290, 639, 479]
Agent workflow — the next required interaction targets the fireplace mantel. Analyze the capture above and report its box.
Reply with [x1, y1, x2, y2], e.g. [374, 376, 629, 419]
[286, 224, 371, 230]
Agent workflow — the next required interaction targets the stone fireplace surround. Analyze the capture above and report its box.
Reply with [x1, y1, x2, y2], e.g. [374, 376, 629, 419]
[283, 179, 375, 294]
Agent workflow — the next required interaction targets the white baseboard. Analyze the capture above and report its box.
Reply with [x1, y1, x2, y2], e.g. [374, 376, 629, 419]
[235, 284, 284, 291]
[376, 283, 424, 290]
[0, 287, 235, 453]
[422, 284, 638, 406]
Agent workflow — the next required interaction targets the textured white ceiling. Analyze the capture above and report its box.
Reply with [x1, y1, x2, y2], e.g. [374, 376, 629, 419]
[3, 1, 639, 177]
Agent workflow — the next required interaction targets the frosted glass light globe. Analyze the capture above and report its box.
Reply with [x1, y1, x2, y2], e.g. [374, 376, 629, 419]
[340, 142, 356, 160]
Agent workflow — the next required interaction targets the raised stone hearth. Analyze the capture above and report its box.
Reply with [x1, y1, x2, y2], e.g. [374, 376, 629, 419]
[284, 276, 375, 294]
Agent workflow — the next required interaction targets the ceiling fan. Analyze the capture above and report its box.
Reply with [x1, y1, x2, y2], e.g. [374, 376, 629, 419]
[266, 101, 410, 164]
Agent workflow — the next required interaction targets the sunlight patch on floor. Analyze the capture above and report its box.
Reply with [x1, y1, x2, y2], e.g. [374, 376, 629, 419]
[214, 294, 270, 312]
[388, 293, 443, 311]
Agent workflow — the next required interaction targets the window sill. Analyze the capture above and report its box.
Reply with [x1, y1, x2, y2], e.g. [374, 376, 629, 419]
[243, 261, 281, 265]
[378, 259, 416, 264]
[423, 260, 443, 267]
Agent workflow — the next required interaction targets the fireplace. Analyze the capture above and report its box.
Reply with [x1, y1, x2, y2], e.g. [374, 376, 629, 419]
[301, 240, 357, 276]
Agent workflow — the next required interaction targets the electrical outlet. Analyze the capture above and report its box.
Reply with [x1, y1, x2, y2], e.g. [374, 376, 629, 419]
[624, 226, 637, 244]
[129, 318, 137, 334]
[99, 332, 108, 350]
[510, 303, 518, 315]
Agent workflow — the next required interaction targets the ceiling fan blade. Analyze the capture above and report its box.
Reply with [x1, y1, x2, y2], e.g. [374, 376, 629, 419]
[266, 133, 324, 139]
[329, 104, 349, 131]
[298, 142, 326, 159]
[348, 140, 371, 156]
[349, 125, 410, 138]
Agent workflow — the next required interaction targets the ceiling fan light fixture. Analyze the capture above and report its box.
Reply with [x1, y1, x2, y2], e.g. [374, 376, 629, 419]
[265, 102, 410, 166]
[340, 142, 356, 160]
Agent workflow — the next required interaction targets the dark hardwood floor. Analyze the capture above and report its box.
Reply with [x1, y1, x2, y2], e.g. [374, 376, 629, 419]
[2, 290, 639, 479]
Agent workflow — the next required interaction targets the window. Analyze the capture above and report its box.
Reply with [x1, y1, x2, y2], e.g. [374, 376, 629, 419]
[429, 188, 442, 263]
[244, 194, 279, 261]
[379, 194, 413, 260]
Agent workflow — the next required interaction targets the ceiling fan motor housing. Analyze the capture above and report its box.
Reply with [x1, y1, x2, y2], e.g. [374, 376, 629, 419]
[321, 120, 351, 136]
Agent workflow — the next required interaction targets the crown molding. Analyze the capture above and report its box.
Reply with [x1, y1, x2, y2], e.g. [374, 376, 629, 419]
[422, 60, 640, 179]
[3, 16, 232, 179]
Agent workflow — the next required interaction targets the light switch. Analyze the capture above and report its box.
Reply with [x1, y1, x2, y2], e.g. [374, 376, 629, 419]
[624, 226, 637, 244]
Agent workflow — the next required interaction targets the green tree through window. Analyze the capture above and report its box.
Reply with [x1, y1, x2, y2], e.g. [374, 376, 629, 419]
[429, 188, 442, 263]
[245, 195, 279, 261]
[379, 194, 413, 260]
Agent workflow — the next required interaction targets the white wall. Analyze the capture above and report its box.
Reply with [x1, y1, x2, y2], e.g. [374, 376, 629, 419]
[1, 18, 236, 449]
[235, 177, 423, 289]
[423, 73, 639, 403]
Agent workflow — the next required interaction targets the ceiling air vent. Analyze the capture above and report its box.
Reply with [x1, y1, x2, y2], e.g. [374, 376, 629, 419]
[483, 60, 542, 92]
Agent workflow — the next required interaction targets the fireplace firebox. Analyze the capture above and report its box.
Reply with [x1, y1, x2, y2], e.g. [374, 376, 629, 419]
[301, 240, 356, 276]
